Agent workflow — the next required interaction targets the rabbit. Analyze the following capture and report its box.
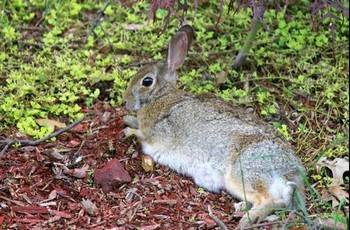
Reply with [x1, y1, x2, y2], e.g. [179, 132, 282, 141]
[123, 25, 306, 229]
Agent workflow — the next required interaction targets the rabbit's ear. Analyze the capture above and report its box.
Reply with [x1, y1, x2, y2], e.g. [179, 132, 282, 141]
[166, 25, 194, 83]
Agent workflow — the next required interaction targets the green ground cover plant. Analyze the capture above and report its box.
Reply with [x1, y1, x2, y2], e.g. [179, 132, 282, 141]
[0, 0, 348, 227]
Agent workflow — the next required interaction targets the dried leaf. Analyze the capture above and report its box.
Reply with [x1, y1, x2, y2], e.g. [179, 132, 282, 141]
[98, 45, 112, 55]
[41, 190, 57, 203]
[36, 118, 66, 129]
[50, 149, 66, 160]
[81, 198, 98, 216]
[101, 111, 111, 122]
[329, 185, 349, 207]
[316, 157, 349, 185]
[0, 195, 25, 206]
[72, 165, 89, 178]
[142, 155, 154, 172]
[317, 157, 349, 207]
[48, 190, 57, 201]
[216, 70, 228, 85]
[62, 165, 89, 179]
[19, 194, 33, 204]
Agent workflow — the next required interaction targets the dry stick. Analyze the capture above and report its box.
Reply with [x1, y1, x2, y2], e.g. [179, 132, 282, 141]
[16, 26, 46, 32]
[232, 5, 264, 71]
[207, 205, 228, 230]
[17, 40, 79, 50]
[86, 1, 111, 43]
[0, 115, 87, 159]
[281, 209, 297, 229]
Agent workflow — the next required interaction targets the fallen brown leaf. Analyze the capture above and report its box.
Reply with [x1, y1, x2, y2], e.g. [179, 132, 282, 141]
[316, 157, 348, 185]
[316, 157, 349, 207]
[36, 118, 66, 129]
[142, 155, 154, 172]
[329, 185, 349, 207]
[216, 70, 228, 85]
[62, 165, 89, 179]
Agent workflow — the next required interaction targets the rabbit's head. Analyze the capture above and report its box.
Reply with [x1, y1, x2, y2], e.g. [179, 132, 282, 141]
[123, 25, 194, 111]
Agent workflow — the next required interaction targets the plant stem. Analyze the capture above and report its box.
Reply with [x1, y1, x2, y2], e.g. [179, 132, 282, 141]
[232, 13, 262, 70]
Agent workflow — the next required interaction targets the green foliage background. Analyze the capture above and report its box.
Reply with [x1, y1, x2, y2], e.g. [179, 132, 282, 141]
[0, 0, 348, 161]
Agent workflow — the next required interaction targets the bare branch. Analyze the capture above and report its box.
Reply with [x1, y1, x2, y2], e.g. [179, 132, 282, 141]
[85, 1, 111, 43]
[207, 205, 228, 230]
[0, 115, 87, 159]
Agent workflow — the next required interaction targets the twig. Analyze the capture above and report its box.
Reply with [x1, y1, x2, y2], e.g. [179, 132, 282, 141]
[0, 142, 12, 161]
[232, 4, 265, 71]
[0, 195, 26, 206]
[18, 40, 80, 50]
[281, 209, 296, 229]
[16, 26, 46, 32]
[0, 115, 87, 159]
[207, 205, 228, 230]
[74, 140, 86, 155]
[86, 1, 111, 43]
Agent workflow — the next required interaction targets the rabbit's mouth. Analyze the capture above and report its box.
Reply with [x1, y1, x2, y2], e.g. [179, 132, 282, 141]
[125, 101, 140, 111]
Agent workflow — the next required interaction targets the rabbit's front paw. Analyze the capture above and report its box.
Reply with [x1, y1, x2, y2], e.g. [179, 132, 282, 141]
[123, 115, 139, 129]
[234, 201, 251, 212]
[124, 127, 144, 140]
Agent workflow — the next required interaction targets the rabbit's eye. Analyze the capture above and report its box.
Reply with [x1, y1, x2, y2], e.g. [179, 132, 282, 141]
[141, 76, 154, 87]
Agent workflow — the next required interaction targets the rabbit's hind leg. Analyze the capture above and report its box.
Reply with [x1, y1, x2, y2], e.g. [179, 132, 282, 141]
[225, 173, 285, 229]
[237, 194, 285, 229]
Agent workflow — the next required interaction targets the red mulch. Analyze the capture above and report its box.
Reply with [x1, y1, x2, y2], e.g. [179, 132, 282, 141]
[0, 102, 239, 229]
